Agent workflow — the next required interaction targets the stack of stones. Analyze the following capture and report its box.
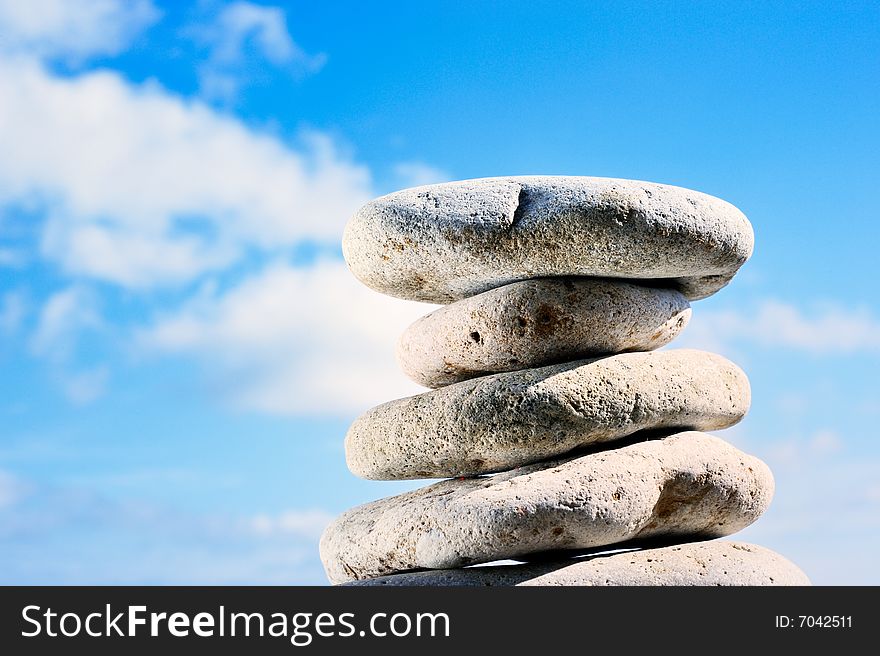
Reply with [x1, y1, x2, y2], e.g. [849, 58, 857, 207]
[320, 176, 809, 586]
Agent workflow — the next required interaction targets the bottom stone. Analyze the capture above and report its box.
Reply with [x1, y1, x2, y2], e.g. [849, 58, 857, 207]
[343, 541, 810, 586]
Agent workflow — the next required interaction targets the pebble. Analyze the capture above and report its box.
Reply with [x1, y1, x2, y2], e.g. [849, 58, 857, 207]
[344, 541, 810, 586]
[321, 431, 773, 584]
[397, 277, 690, 388]
[347, 349, 750, 480]
[342, 176, 753, 303]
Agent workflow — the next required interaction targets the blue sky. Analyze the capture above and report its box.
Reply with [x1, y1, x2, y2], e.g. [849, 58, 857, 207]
[0, 0, 878, 584]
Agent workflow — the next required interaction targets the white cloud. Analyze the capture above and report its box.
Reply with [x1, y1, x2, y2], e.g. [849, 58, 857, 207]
[858, 399, 880, 417]
[393, 161, 452, 188]
[210, 2, 318, 66]
[28, 287, 110, 403]
[762, 429, 843, 467]
[249, 509, 333, 539]
[30, 286, 101, 361]
[0, 246, 26, 267]
[726, 426, 880, 584]
[0, 0, 159, 63]
[0, 58, 371, 288]
[60, 365, 110, 405]
[773, 392, 809, 418]
[678, 299, 880, 357]
[0, 470, 331, 583]
[0, 470, 28, 509]
[735, 455, 880, 584]
[190, 1, 326, 102]
[0, 5, 445, 413]
[0, 290, 26, 334]
[809, 429, 843, 455]
[142, 258, 432, 414]
[42, 220, 235, 289]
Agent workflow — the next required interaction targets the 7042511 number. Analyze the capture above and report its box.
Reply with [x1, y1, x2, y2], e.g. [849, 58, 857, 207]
[799, 616, 852, 628]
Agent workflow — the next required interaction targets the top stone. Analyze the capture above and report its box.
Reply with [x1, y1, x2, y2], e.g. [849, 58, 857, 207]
[343, 176, 754, 303]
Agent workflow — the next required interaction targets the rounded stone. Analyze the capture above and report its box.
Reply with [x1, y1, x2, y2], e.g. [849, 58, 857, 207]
[342, 176, 754, 303]
[321, 431, 773, 584]
[346, 349, 750, 480]
[397, 277, 691, 388]
[344, 541, 810, 586]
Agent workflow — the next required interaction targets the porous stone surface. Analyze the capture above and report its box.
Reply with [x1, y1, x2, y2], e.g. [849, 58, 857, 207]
[397, 277, 691, 388]
[346, 349, 750, 480]
[342, 176, 754, 303]
[344, 541, 810, 586]
[321, 431, 773, 584]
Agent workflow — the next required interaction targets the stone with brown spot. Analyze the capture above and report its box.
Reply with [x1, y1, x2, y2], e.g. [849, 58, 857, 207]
[320, 431, 773, 584]
[397, 277, 691, 387]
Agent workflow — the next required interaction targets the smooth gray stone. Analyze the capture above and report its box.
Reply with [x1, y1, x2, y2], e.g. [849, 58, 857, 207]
[397, 277, 691, 388]
[346, 349, 750, 480]
[345, 541, 810, 586]
[342, 176, 754, 303]
[321, 431, 773, 584]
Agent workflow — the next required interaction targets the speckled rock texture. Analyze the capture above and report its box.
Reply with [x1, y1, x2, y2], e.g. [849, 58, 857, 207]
[346, 349, 750, 480]
[321, 431, 773, 584]
[342, 176, 754, 303]
[344, 541, 810, 586]
[397, 277, 691, 388]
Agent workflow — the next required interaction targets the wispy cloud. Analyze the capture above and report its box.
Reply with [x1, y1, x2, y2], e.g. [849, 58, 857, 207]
[761, 429, 843, 467]
[728, 426, 880, 584]
[141, 258, 431, 414]
[0, 247, 27, 268]
[0, 468, 331, 583]
[28, 287, 109, 403]
[58, 365, 110, 405]
[393, 161, 452, 188]
[29, 286, 101, 362]
[0, 470, 29, 510]
[189, 1, 326, 102]
[249, 509, 333, 539]
[0, 0, 159, 64]
[0, 290, 27, 334]
[679, 299, 880, 357]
